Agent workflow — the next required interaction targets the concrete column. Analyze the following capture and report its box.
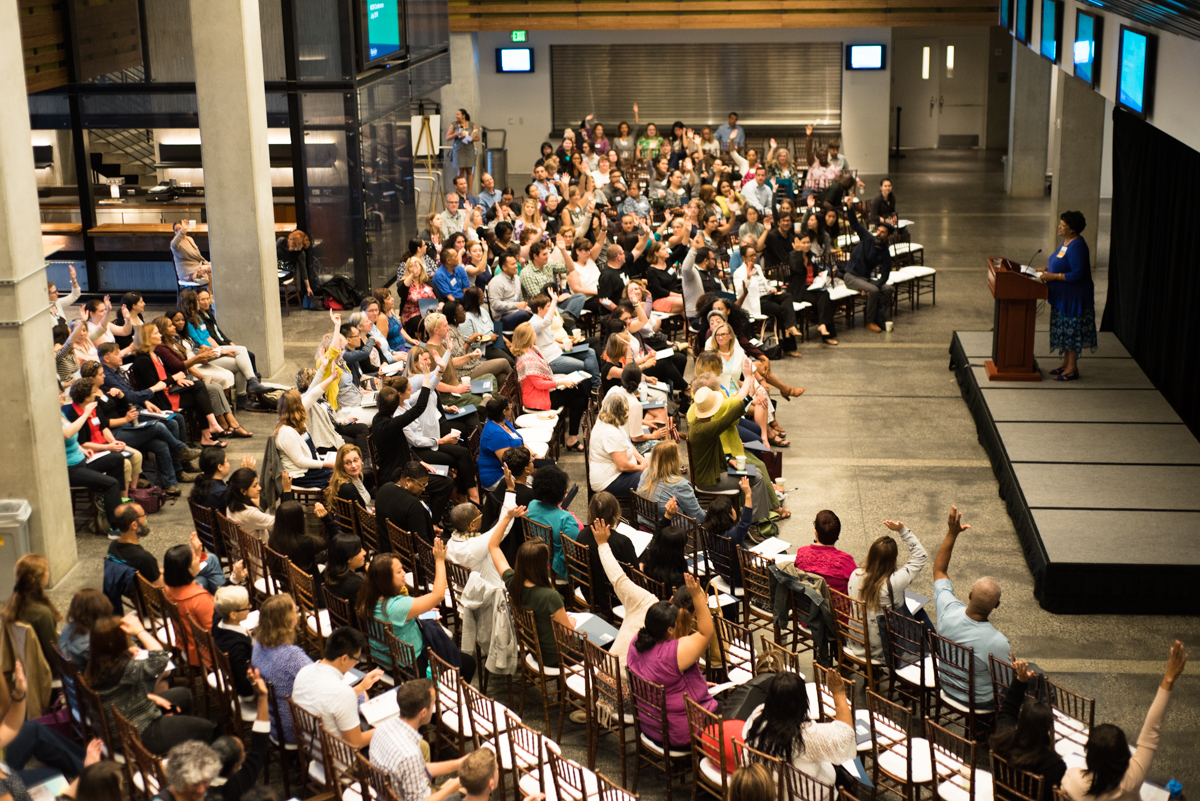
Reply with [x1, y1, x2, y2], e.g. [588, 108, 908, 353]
[0, 3, 78, 579]
[1047, 70, 1106, 255]
[440, 33, 482, 193]
[189, 0, 285, 378]
[1006, 43, 1051, 197]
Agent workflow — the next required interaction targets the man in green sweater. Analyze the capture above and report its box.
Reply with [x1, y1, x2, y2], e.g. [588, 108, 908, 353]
[689, 382, 771, 520]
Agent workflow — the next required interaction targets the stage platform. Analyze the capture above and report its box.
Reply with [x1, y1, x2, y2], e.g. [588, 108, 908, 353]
[949, 331, 1200, 614]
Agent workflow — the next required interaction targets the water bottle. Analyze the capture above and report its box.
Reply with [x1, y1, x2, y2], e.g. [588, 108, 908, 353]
[639, 380, 648, 401]
[1167, 780, 1183, 800]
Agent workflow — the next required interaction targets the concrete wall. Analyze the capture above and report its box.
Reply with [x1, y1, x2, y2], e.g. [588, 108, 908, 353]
[987, 26, 1013, 151]
[458, 27, 893, 180]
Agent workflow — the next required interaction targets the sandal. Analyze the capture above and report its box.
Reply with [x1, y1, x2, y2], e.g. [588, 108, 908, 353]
[565, 441, 585, 452]
[1049, 366, 1066, 376]
[784, 351, 803, 359]
[1055, 371, 1080, 381]
[779, 386, 805, 401]
[769, 435, 790, 449]
[822, 336, 839, 345]
[228, 427, 254, 438]
[775, 509, 793, 520]
[201, 439, 227, 448]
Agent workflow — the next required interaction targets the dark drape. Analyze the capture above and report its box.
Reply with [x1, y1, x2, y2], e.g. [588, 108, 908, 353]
[1101, 110, 1200, 438]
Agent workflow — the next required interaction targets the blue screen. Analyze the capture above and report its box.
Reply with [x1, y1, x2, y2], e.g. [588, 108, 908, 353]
[1040, 0, 1058, 61]
[365, 0, 401, 63]
[1000, 0, 1011, 29]
[1074, 14, 1096, 84]
[1015, 0, 1029, 42]
[1119, 30, 1148, 113]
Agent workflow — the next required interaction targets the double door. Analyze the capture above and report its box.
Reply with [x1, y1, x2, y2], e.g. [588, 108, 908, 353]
[891, 36, 988, 148]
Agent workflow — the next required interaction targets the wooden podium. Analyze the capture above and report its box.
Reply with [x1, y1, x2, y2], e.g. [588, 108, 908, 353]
[986, 257, 1048, 381]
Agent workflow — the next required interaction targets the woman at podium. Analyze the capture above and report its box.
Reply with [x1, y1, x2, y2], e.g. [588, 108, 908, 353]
[1037, 211, 1096, 381]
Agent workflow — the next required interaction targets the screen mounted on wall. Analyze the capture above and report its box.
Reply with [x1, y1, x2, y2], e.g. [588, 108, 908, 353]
[1015, 0, 1032, 44]
[845, 44, 886, 70]
[999, 0, 1013, 31]
[358, 0, 404, 70]
[496, 48, 534, 73]
[1073, 10, 1102, 88]
[1040, 0, 1063, 63]
[1117, 25, 1156, 117]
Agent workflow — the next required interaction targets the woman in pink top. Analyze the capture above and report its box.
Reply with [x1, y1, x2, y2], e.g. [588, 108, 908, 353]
[1061, 640, 1187, 801]
[627, 574, 715, 747]
[792, 510, 857, 595]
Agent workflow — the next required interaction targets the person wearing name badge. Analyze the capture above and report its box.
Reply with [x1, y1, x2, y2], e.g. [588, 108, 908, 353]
[1035, 210, 1096, 382]
[432, 247, 470, 301]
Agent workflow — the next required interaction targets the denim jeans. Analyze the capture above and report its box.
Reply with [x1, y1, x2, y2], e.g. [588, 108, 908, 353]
[602, 470, 644, 499]
[559, 293, 587, 320]
[194, 553, 227, 594]
[499, 310, 533, 331]
[115, 420, 186, 486]
[549, 347, 600, 391]
[6, 720, 85, 783]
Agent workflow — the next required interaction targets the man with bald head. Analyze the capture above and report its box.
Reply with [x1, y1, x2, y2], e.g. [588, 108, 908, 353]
[932, 505, 1010, 710]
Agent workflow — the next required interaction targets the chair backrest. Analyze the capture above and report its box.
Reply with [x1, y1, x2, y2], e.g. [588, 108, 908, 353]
[733, 741, 786, 801]
[700, 528, 736, 589]
[159, 595, 196, 667]
[561, 533, 595, 611]
[552, 618, 590, 684]
[76, 674, 117, 758]
[185, 617, 218, 681]
[714, 616, 756, 682]
[261, 543, 293, 598]
[786, 760, 837, 801]
[629, 565, 668, 600]
[737, 549, 775, 616]
[883, 606, 926, 675]
[522, 517, 554, 551]
[626, 667, 677, 752]
[511, 603, 556, 670]
[330, 495, 361, 540]
[48, 646, 88, 744]
[928, 629, 976, 712]
[866, 690, 915, 778]
[356, 753, 401, 801]
[548, 751, 597, 801]
[685, 695, 731, 798]
[924, 718, 981, 801]
[287, 697, 330, 794]
[809, 660, 854, 721]
[586, 637, 627, 729]
[506, 711, 559, 789]
[112, 705, 167, 797]
[828, 587, 876, 688]
[597, 769, 640, 801]
[1047, 678, 1095, 753]
[188, 499, 224, 567]
[991, 752, 1045, 801]
[461, 679, 508, 746]
[630, 490, 659, 531]
[386, 520, 422, 587]
[289, 562, 327, 650]
[319, 727, 361, 800]
[445, 560, 471, 610]
[215, 510, 244, 566]
[365, 433, 384, 491]
[759, 635, 803, 674]
[135, 573, 173, 650]
[324, 587, 356, 632]
[357, 503, 382, 555]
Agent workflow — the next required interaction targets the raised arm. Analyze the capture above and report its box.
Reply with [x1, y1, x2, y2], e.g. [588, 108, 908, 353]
[931, 505, 970, 581]
[675, 573, 714, 672]
[882, 520, 928, 590]
[406, 538, 448, 619]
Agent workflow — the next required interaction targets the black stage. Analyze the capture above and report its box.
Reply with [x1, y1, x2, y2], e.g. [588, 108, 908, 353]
[950, 331, 1200, 614]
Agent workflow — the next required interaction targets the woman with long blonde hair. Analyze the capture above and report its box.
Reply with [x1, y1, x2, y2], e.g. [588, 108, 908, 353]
[399, 255, 436, 323]
[325, 443, 373, 511]
[513, 197, 544, 242]
[274, 387, 335, 488]
[846, 519, 928, 664]
[637, 440, 705, 523]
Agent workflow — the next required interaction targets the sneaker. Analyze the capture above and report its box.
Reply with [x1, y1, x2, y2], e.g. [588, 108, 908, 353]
[176, 446, 203, 461]
[178, 471, 201, 483]
[164, 485, 182, 497]
[183, 459, 200, 472]
[106, 528, 120, 541]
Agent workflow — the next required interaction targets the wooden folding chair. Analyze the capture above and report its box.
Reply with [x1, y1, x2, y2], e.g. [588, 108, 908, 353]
[714, 616, 756, 684]
[626, 668, 691, 801]
[925, 718, 990, 801]
[990, 753, 1043, 801]
[562, 533, 596, 612]
[867, 689, 932, 801]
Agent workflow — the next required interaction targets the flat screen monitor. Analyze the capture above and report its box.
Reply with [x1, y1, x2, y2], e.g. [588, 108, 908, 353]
[999, 0, 1013, 31]
[1073, 10, 1102, 88]
[358, 0, 404, 70]
[1015, 0, 1032, 44]
[1040, 0, 1063, 63]
[495, 47, 533, 73]
[1117, 25, 1156, 117]
[845, 44, 886, 70]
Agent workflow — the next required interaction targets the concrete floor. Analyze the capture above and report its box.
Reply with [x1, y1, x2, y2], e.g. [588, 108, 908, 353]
[49, 149, 1200, 794]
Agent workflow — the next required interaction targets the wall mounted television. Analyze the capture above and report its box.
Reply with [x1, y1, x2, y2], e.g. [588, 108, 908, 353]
[1073, 10, 1103, 88]
[1040, 0, 1063, 63]
[496, 48, 534, 73]
[1116, 25, 1157, 117]
[357, 0, 406, 71]
[845, 44, 886, 70]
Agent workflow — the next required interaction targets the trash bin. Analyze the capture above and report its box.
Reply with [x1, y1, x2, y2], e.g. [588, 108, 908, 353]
[0, 501, 32, 599]
[484, 128, 508, 190]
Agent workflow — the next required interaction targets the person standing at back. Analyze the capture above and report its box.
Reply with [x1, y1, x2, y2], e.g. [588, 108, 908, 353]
[793, 510, 857, 596]
[931, 505, 1009, 709]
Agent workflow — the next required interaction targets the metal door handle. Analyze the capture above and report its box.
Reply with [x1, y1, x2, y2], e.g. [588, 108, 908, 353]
[939, 95, 944, 111]
[930, 96, 936, 117]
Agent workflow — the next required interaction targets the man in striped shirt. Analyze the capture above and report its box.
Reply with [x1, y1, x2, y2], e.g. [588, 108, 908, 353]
[371, 679, 467, 801]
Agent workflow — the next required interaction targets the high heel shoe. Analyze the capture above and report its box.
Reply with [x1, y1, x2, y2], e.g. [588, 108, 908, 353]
[780, 386, 805, 401]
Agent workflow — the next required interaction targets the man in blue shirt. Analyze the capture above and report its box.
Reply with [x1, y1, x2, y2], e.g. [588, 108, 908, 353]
[452, 175, 478, 210]
[932, 505, 1010, 710]
[431, 251, 470, 300]
[713, 112, 745, 151]
[475, 172, 503, 218]
[842, 204, 895, 333]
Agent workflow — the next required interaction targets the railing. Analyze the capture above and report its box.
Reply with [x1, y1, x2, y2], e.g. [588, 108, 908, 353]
[90, 128, 157, 172]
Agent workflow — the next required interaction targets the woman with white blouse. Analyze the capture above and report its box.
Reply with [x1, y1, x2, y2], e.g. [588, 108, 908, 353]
[226, 467, 293, 540]
[274, 373, 337, 489]
[845, 520, 929, 663]
[587, 392, 646, 499]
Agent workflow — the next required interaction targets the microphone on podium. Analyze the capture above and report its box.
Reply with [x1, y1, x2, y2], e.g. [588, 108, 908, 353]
[1026, 249, 1043, 269]
[1018, 249, 1043, 277]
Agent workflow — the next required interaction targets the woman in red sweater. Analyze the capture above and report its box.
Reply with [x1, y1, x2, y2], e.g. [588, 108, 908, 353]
[512, 322, 589, 451]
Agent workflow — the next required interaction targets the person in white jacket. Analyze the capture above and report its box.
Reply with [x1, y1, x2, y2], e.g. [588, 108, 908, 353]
[845, 519, 929, 664]
[446, 465, 526, 588]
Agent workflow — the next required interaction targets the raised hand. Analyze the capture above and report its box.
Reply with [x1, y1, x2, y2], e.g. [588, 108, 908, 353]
[665, 497, 679, 518]
[883, 520, 905, 532]
[1164, 639, 1188, 688]
[241, 455, 257, 469]
[432, 537, 447, 562]
[1010, 653, 1033, 683]
[947, 505, 970, 536]
[824, 666, 846, 697]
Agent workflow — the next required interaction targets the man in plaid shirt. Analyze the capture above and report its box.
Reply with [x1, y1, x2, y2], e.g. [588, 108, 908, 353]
[371, 679, 467, 801]
[519, 240, 569, 300]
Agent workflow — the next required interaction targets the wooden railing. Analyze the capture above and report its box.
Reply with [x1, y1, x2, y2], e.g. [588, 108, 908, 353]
[450, 0, 998, 31]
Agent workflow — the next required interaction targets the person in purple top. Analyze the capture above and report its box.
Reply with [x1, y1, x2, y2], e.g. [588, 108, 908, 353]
[627, 573, 717, 747]
[1036, 210, 1096, 381]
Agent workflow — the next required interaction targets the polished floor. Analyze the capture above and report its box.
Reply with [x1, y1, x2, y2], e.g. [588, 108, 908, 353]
[51, 149, 1200, 794]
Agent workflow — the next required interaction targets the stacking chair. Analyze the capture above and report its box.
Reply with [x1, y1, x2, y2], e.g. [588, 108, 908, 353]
[505, 711, 563, 801]
[551, 619, 592, 741]
[289, 562, 331, 654]
[429, 650, 472, 757]
[597, 769, 640, 801]
[732, 741, 786, 801]
[829, 587, 883, 694]
[386, 520, 421, 587]
[786, 761, 838, 801]
[356, 503, 382, 555]
[928, 631, 991, 740]
[626, 669, 691, 801]
[866, 690, 932, 801]
[737, 549, 777, 636]
[586, 638, 634, 784]
[318, 727, 362, 801]
[685, 695, 733, 801]
[188, 499, 226, 569]
[324, 589, 356, 632]
[113, 706, 167, 800]
[547, 751, 603, 801]
[330, 495, 361, 540]
[885, 606, 935, 718]
[215, 510, 245, 568]
[511, 603, 563, 729]
[990, 753, 1044, 801]
[1047, 679, 1094, 756]
[713, 616, 756, 685]
[562, 533, 597, 612]
[925, 718, 991, 801]
[630, 490, 660, 532]
[238, 530, 276, 606]
[758, 635, 803, 674]
[288, 698, 332, 797]
[264, 681, 296, 798]
[356, 753, 402, 801]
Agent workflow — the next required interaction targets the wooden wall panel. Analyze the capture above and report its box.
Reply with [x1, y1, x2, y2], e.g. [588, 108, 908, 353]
[19, 3, 69, 94]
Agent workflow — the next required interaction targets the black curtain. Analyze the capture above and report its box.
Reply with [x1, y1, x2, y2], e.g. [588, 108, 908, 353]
[1101, 110, 1200, 438]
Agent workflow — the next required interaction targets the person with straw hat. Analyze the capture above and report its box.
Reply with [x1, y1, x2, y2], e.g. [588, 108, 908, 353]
[689, 378, 772, 520]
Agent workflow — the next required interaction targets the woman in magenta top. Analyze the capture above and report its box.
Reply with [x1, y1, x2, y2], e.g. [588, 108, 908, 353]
[627, 574, 716, 747]
[793, 509, 857, 595]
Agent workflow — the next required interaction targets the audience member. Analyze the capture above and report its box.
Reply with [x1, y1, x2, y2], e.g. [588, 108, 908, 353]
[2, 554, 63, 669]
[58, 588, 113, 670]
[575, 492, 637, 611]
[250, 594, 312, 745]
[932, 506, 1008, 708]
[489, 533, 574, 668]
[274, 387, 335, 489]
[841, 203, 895, 333]
[989, 656, 1066, 800]
[155, 740, 221, 801]
[377, 460, 445, 547]
[701, 483, 753, 589]
[189, 449, 253, 512]
[793, 510, 857, 596]
[291, 627, 386, 751]
[730, 764, 775, 801]
[512, 323, 588, 450]
[368, 379, 451, 521]
[106, 502, 161, 585]
[371, 679, 468, 801]
[845, 518, 929, 663]
[323, 535, 368, 602]
[637, 441, 704, 523]
[588, 392, 646, 498]
[212, 585, 255, 700]
[446, 488, 526, 588]
[640, 525, 688, 593]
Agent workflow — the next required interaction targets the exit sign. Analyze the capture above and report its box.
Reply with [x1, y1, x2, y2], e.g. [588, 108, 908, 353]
[511, 30, 526, 42]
